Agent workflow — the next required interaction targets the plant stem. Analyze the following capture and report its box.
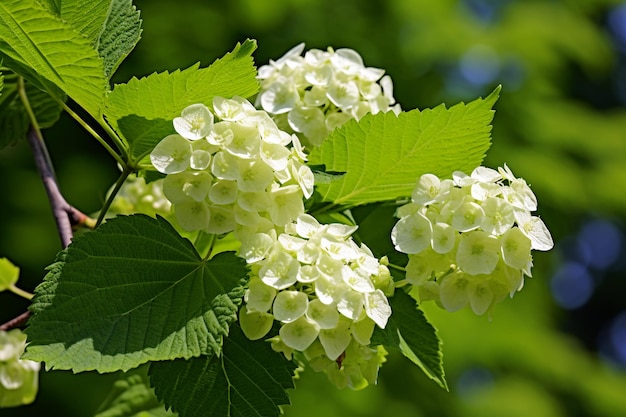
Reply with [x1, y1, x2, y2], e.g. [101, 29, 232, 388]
[59, 101, 127, 168]
[0, 311, 31, 331]
[9, 285, 34, 301]
[96, 165, 133, 226]
[387, 263, 406, 272]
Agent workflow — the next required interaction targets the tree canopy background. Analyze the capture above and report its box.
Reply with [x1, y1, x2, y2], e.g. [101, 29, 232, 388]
[1, 0, 626, 416]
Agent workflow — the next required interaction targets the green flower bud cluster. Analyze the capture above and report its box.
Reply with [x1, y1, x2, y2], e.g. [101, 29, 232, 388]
[149, 97, 314, 233]
[391, 165, 553, 315]
[108, 175, 172, 218]
[0, 330, 40, 407]
[256, 43, 401, 147]
[237, 214, 393, 389]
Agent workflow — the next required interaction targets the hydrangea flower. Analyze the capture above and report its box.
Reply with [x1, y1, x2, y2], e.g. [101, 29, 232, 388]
[391, 165, 553, 315]
[0, 329, 40, 407]
[149, 98, 314, 234]
[256, 43, 401, 147]
[238, 213, 393, 388]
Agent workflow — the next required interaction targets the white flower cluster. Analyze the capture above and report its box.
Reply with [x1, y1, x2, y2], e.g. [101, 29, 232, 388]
[256, 43, 401, 147]
[0, 329, 40, 407]
[149, 97, 314, 234]
[391, 165, 554, 315]
[237, 214, 393, 388]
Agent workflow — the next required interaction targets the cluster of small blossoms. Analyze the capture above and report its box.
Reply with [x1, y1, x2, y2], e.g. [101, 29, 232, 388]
[149, 97, 314, 234]
[256, 43, 401, 147]
[237, 214, 393, 389]
[108, 175, 172, 218]
[0, 330, 40, 407]
[391, 165, 554, 315]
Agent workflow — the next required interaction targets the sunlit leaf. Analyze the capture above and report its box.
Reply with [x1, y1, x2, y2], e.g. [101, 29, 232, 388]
[50, 0, 111, 43]
[98, 0, 142, 78]
[24, 215, 249, 373]
[0, 0, 107, 117]
[309, 87, 500, 206]
[149, 324, 296, 417]
[104, 39, 258, 135]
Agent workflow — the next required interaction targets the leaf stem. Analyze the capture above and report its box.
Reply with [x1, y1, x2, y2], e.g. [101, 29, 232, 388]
[387, 263, 406, 272]
[9, 284, 34, 301]
[59, 100, 127, 167]
[96, 165, 134, 227]
[201, 233, 217, 261]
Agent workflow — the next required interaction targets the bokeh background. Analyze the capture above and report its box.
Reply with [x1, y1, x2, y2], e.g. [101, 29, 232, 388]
[2, 0, 626, 416]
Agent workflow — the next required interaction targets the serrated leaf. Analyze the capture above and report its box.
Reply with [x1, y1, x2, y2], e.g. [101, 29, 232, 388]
[117, 115, 174, 163]
[53, 0, 111, 43]
[309, 87, 500, 206]
[0, 0, 107, 118]
[149, 324, 296, 417]
[0, 71, 64, 149]
[372, 290, 447, 390]
[98, 0, 142, 78]
[95, 373, 176, 417]
[24, 214, 249, 373]
[104, 39, 258, 136]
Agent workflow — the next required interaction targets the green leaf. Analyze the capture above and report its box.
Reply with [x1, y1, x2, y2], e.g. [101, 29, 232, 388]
[104, 39, 258, 135]
[117, 115, 175, 164]
[95, 373, 176, 417]
[149, 324, 297, 417]
[24, 214, 249, 373]
[0, 0, 107, 118]
[309, 87, 500, 206]
[53, 0, 111, 43]
[98, 0, 142, 78]
[372, 290, 447, 390]
[0, 257, 20, 292]
[0, 71, 64, 149]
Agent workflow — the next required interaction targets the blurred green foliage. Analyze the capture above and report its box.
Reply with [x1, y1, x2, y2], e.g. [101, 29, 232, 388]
[2, 0, 626, 416]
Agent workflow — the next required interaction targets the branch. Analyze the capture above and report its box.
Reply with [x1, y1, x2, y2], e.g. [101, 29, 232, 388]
[0, 311, 31, 331]
[27, 127, 74, 247]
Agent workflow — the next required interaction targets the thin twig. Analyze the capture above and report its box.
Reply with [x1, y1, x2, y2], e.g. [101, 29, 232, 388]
[26, 127, 74, 247]
[0, 311, 31, 331]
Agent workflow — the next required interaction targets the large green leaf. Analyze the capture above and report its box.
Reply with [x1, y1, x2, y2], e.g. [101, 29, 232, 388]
[53, 0, 111, 43]
[98, 0, 142, 78]
[309, 87, 500, 206]
[104, 39, 258, 136]
[24, 215, 249, 373]
[0, 71, 64, 149]
[149, 324, 297, 417]
[30, 0, 142, 80]
[0, 0, 107, 118]
[372, 290, 447, 390]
